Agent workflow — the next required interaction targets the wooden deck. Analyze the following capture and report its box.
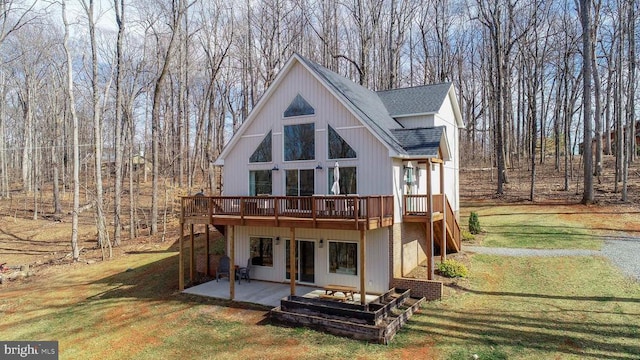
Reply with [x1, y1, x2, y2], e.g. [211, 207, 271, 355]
[180, 195, 394, 231]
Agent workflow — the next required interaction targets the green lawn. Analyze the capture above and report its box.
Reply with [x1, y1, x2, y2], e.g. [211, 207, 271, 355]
[416, 255, 640, 359]
[461, 204, 606, 249]
[1, 204, 639, 359]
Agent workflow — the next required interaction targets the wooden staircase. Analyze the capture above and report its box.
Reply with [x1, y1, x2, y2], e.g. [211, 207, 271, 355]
[432, 195, 461, 254]
[434, 216, 460, 253]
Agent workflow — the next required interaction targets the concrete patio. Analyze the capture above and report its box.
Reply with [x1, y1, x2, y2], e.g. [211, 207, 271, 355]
[183, 279, 379, 307]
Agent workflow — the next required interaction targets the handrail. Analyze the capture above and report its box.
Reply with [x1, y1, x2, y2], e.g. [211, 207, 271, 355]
[444, 196, 461, 250]
[402, 194, 461, 250]
[180, 195, 394, 223]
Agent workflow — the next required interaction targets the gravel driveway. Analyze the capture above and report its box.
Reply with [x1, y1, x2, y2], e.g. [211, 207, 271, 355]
[465, 234, 640, 281]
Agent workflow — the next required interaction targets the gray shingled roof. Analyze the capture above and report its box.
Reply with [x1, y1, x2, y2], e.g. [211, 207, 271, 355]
[377, 83, 452, 117]
[391, 127, 444, 157]
[297, 54, 448, 158]
[297, 55, 407, 155]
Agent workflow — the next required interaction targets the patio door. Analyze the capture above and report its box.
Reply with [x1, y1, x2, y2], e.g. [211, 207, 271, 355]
[285, 239, 315, 283]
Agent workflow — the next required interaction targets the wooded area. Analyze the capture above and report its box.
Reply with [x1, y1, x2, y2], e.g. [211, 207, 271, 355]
[0, 0, 637, 259]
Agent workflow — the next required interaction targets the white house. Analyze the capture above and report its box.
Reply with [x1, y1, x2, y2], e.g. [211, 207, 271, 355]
[180, 53, 464, 302]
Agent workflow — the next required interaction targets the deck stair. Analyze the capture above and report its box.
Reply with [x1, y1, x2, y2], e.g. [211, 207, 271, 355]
[434, 218, 460, 253]
[270, 288, 424, 344]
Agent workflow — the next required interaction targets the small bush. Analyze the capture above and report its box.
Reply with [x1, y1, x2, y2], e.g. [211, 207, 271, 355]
[461, 229, 475, 241]
[437, 259, 469, 278]
[469, 211, 481, 234]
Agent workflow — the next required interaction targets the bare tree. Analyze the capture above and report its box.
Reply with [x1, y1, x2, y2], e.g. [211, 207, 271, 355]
[149, 0, 189, 235]
[80, 0, 111, 257]
[622, 0, 635, 201]
[113, 0, 125, 246]
[580, 0, 594, 204]
[61, 0, 80, 261]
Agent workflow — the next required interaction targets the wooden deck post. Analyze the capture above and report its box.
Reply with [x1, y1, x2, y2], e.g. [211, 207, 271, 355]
[179, 223, 184, 291]
[190, 224, 195, 283]
[360, 229, 366, 305]
[205, 224, 210, 276]
[290, 227, 296, 296]
[229, 225, 235, 300]
[440, 161, 446, 262]
[426, 159, 434, 280]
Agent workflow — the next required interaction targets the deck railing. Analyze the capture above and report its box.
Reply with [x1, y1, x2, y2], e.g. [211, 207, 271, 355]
[181, 195, 394, 223]
[403, 194, 461, 249]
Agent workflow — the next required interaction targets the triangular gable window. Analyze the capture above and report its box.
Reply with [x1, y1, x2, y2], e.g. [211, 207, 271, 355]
[328, 125, 357, 159]
[249, 130, 272, 163]
[284, 94, 315, 117]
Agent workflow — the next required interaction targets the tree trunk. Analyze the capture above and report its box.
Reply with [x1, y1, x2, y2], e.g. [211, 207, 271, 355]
[0, 71, 8, 198]
[84, 0, 110, 257]
[113, 0, 125, 246]
[580, 0, 594, 204]
[591, 0, 602, 181]
[151, 1, 184, 235]
[62, 0, 80, 262]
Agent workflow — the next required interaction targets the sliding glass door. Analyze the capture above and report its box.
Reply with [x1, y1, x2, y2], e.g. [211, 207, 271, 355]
[285, 239, 315, 283]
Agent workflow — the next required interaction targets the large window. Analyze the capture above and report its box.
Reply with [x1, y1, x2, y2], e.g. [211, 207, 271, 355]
[284, 123, 315, 161]
[328, 125, 356, 159]
[328, 241, 357, 275]
[284, 94, 315, 117]
[249, 170, 272, 196]
[249, 237, 273, 267]
[328, 166, 357, 194]
[249, 131, 272, 163]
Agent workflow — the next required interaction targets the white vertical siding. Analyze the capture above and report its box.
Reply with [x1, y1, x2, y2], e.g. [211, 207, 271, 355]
[434, 94, 460, 213]
[232, 226, 390, 294]
[392, 159, 404, 223]
[396, 114, 435, 128]
[222, 62, 392, 197]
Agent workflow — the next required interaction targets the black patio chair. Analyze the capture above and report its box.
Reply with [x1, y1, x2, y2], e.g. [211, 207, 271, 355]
[216, 255, 231, 282]
[237, 258, 252, 284]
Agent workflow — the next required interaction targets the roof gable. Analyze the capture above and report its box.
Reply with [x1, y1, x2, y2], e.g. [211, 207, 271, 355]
[215, 54, 462, 165]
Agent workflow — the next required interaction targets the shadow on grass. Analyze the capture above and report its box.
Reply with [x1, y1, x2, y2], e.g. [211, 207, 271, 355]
[411, 306, 640, 360]
[446, 283, 640, 304]
[0, 237, 274, 350]
[476, 225, 640, 247]
[461, 201, 640, 213]
[87, 239, 270, 311]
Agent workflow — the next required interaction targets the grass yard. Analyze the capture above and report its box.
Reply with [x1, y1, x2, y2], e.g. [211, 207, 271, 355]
[418, 255, 640, 359]
[1, 203, 639, 359]
[459, 203, 640, 250]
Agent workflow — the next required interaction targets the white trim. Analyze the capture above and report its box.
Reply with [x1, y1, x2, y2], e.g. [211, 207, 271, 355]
[241, 133, 268, 139]
[391, 112, 437, 118]
[333, 125, 366, 131]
